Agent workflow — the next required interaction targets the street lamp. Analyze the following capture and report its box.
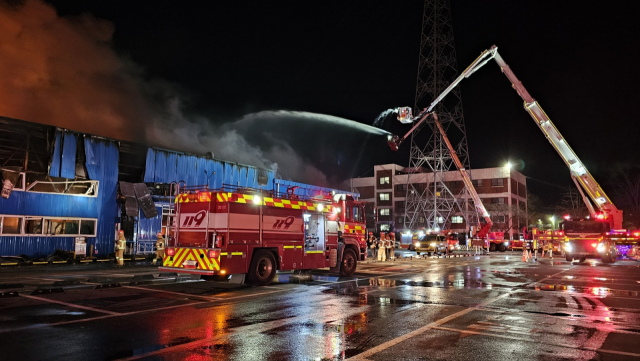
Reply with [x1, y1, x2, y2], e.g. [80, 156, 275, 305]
[505, 162, 512, 170]
[550, 216, 555, 230]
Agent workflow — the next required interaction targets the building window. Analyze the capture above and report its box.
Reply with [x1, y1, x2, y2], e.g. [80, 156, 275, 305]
[25, 217, 44, 235]
[379, 209, 390, 216]
[380, 224, 390, 232]
[0, 216, 22, 234]
[418, 217, 426, 224]
[472, 179, 483, 187]
[379, 193, 390, 201]
[395, 184, 407, 192]
[0, 215, 97, 237]
[379, 176, 390, 185]
[437, 216, 444, 223]
[491, 178, 504, 187]
[492, 215, 506, 223]
[451, 216, 463, 224]
[395, 201, 405, 209]
[491, 197, 505, 204]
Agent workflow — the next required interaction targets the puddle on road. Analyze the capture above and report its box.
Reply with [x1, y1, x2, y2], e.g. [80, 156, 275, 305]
[527, 284, 640, 298]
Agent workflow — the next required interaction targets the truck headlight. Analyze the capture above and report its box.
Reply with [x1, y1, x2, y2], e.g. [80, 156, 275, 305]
[505, 241, 509, 246]
[415, 242, 421, 247]
[597, 243, 604, 252]
[565, 243, 572, 252]
[430, 242, 436, 247]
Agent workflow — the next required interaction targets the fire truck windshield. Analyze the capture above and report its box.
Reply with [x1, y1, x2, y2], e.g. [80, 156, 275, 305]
[562, 220, 609, 234]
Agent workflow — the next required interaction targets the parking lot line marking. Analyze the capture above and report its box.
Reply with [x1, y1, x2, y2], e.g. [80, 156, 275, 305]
[22, 294, 121, 315]
[430, 326, 640, 357]
[123, 285, 223, 301]
[346, 291, 512, 360]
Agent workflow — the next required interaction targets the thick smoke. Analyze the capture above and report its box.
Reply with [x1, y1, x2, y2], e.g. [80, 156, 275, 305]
[0, 0, 382, 186]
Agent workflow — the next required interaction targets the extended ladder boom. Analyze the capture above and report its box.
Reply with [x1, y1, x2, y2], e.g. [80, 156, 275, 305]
[431, 113, 493, 237]
[490, 47, 621, 228]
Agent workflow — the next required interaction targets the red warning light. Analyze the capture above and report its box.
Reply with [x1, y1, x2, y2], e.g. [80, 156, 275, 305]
[563, 215, 571, 220]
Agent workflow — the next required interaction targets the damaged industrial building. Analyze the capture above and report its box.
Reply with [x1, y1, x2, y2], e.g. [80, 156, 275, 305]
[0, 116, 352, 262]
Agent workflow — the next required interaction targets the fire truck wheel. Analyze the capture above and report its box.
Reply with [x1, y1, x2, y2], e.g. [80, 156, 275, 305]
[565, 255, 573, 262]
[340, 248, 357, 276]
[489, 243, 496, 252]
[578, 257, 586, 263]
[601, 254, 612, 264]
[498, 244, 507, 252]
[248, 250, 277, 286]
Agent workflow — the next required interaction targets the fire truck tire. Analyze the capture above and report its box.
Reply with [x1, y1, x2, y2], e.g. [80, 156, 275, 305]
[565, 255, 573, 262]
[247, 250, 277, 286]
[498, 244, 507, 252]
[602, 254, 613, 264]
[489, 243, 496, 252]
[340, 248, 357, 276]
[578, 257, 586, 263]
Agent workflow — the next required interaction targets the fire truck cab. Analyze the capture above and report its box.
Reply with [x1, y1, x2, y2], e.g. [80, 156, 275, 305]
[160, 185, 368, 285]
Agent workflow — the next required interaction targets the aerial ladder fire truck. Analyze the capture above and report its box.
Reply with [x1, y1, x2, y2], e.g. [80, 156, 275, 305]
[387, 112, 506, 252]
[159, 184, 368, 285]
[389, 45, 637, 262]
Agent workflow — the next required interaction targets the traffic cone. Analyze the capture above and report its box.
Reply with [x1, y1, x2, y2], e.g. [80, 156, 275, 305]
[542, 248, 545, 258]
[522, 248, 527, 262]
[528, 250, 532, 259]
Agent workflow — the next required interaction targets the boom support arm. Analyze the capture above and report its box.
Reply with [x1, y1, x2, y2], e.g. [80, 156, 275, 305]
[431, 113, 493, 238]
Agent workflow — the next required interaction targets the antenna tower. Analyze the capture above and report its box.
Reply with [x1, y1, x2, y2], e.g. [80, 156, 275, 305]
[403, 0, 473, 232]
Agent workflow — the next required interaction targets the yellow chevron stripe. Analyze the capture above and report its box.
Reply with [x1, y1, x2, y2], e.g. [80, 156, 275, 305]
[173, 248, 189, 267]
[193, 250, 207, 270]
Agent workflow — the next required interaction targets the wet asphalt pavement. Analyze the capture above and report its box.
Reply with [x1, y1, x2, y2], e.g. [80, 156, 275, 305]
[1, 251, 639, 361]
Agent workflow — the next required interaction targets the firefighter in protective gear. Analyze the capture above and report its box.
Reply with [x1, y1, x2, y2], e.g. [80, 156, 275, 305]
[115, 230, 126, 266]
[388, 232, 396, 261]
[385, 234, 392, 259]
[153, 232, 165, 264]
[377, 232, 387, 262]
[368, 232, 377, 258]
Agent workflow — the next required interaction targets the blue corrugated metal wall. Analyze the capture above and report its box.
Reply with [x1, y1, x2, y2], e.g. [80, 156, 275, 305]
[143, 148, 275, 190]
[0, 135, 118, 257]
[49, 131, 62, 177]
[84, 137, 119, 256]
[137, 206, 163, 241]
[60, 132, 77, 179]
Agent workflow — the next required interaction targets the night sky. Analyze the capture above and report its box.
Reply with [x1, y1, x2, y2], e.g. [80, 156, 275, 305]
[4, 1, 640, 207]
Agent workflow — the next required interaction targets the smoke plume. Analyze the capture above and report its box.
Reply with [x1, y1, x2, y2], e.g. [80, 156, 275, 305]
[0, 0, 385, 186]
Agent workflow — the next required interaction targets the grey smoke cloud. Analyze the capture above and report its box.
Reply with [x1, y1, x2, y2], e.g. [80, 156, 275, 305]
[1, 0, 387, 186]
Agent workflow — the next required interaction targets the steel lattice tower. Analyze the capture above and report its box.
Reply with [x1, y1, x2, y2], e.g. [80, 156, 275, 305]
[403, 0, 472, 232]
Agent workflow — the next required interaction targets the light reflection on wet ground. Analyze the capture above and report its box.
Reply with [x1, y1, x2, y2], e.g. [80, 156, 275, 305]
[1, 254, 640, 360]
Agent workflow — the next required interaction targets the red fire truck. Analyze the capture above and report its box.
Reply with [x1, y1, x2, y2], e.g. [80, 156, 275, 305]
[159, 185, 368, 285]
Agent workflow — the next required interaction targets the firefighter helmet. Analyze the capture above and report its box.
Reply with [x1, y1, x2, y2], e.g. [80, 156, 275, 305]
[118, 230, 124, 235]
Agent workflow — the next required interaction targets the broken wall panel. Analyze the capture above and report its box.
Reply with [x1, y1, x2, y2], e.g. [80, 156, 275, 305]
[133, 183, 158, 219]
[119, 181, 138, 216]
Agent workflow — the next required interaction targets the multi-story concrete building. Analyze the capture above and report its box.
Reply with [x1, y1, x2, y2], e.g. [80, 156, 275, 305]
[349, 164, 527, 241]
